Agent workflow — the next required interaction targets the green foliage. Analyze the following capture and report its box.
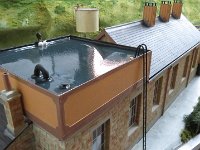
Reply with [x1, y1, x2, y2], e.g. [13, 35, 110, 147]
[180, 129, 192, 143]
[0, 0, 199, 49]
[184, 97, 200, 135]
[181, 97, 200, 143]
[0, 0, 35, 8]
[54, 5, 66, 15]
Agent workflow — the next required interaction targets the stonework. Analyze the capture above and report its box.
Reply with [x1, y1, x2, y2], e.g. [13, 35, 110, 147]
[165, 48, 199, 111]
[146, 69, 168, 130]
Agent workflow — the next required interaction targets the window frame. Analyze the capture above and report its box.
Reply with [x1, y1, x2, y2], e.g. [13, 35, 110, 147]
[182, 55, 190, 78]
[129, 94, 141, 128]
[92, 121, 109, 150]
[92, 124, 105, 150]
[170, 64, 178, 90]
[153, 77, 163, 106]
[192, 49, 198, 68]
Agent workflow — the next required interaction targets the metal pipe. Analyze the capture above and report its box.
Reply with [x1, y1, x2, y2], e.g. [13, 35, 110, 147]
[137, 44, 148, 150]
[2, 72, 12, 91]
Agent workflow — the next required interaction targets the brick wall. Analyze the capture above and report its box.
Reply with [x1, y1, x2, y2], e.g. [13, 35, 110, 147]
[165, 55, 188, 110]
[146, 69, 168, 130]
[33, 124, 66, 150]
[188, 47, 200, 82]
[127, 83, 143, 149]
[165, 48, 199, 110]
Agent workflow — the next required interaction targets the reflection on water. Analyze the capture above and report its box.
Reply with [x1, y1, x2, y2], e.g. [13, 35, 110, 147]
[0, 38, 135, 94]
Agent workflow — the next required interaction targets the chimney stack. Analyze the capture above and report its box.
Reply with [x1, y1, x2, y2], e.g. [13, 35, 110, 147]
[172, 0, 183, 19]
[143, 2, 157, 27]
[159, 1, 172, 22]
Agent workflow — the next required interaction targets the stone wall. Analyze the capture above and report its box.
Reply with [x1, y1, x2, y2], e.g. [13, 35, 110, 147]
[146, 69, 168, 130]
[165, 54, 189, 110]
[165, 47, 199, 110]
[33, 124, 66, 150]
[188, 47, 200, 82]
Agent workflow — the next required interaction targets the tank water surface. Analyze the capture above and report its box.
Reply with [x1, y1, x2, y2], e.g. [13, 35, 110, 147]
[0, 38, 136, 94]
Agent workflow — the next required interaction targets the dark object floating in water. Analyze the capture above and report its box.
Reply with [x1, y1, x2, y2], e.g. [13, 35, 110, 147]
[59, 83, 71, 90]
[31, 64, 52, 83]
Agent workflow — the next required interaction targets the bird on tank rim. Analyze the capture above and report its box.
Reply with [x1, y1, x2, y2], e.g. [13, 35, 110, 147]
[35, 32, 47, 48]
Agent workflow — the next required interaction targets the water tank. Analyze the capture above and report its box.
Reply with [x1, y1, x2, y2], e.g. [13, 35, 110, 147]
[75, 8, 99, 33]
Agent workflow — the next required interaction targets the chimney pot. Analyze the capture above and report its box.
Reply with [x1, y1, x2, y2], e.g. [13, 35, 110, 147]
[159, 1, 172, 22]
[172, 0, 183, 19]
[143, 2, 157, 27]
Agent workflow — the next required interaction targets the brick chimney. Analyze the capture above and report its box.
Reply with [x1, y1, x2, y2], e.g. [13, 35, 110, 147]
[143, 2, 157, 27]
[159, 1, 172, 22]
[172, 0, 183, 19]
[0, 73, 25, 139]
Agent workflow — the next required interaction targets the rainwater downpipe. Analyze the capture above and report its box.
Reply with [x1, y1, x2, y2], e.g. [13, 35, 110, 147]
[2, 72, 12, 91]
[136, 44, 148, 150]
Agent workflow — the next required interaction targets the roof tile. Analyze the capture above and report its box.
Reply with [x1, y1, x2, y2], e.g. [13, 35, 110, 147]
[105, 15, 200, 78]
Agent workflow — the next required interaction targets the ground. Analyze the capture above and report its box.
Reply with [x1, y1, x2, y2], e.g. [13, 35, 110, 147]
[133, 77, 200, 150]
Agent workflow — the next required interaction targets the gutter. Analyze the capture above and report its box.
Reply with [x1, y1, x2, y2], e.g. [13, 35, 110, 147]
[149, 42, 200, 81]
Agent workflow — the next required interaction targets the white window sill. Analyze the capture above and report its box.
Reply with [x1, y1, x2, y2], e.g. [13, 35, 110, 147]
[152, 105, 159, 112]
[181, 77, 186, 82]
[191, 68, 195, 72]
[169, 89, 174, 95]
[128, 125, 138, 137]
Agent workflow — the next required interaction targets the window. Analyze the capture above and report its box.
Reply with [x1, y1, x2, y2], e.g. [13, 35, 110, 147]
[153, 77, 163, 106]
[92, 122, 109, 150]
[129, 95, 140, 127]
[170, 64, 178, 90]
[192, 49, 198, 68]
[183, 56, 190, 78]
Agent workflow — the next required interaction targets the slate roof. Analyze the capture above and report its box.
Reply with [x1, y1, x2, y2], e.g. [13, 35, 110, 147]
[105, 15, 200, 78]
